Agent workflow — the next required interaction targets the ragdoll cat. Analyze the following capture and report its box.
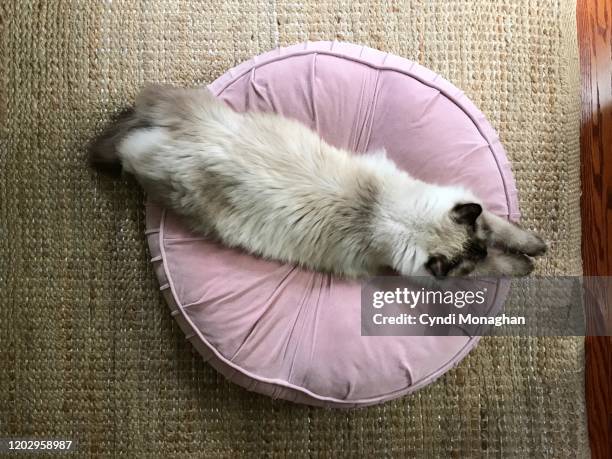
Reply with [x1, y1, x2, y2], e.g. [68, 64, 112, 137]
[90, 84, 547, 278]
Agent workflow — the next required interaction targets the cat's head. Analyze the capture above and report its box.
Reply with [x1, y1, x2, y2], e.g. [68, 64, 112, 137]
[421, 202, 488, 278]
[382, 195, 489, 278]
[379, 180, 545, 278]
[375, 181, 489, 278]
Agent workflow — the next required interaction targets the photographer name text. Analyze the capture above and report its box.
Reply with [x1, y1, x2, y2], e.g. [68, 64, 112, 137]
[372, 313, 525, 327]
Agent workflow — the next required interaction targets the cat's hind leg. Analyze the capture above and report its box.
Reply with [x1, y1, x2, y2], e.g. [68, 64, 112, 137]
[134, 84, 219, 130]
[88, 107, 150, 176]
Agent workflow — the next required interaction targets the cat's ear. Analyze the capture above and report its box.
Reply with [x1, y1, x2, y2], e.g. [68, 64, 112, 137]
[425, 255, 451, 279]
[452, 203, 482, 226]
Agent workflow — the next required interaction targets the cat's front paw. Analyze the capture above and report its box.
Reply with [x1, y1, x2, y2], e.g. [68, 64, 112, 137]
[508, 253, 535, 277]
[472, 250, 535, 277]
[517, 233, 548, 257]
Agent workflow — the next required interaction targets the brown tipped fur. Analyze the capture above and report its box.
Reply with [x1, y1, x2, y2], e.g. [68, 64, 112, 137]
[88, 107, 149, 176]
[93, 85, 547, 278]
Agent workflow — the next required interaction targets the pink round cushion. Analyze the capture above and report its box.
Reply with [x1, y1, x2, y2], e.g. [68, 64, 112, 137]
[145, 41, 519, 407]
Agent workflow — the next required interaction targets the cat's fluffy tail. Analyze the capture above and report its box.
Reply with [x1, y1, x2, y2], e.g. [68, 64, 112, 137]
[88, 107, 148, 176]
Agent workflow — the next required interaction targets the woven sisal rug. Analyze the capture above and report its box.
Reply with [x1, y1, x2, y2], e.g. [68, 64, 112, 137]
[1, 1, 587, 457]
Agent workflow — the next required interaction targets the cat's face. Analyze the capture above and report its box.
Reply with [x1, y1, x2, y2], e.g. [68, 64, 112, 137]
[423, 203, 488, 278]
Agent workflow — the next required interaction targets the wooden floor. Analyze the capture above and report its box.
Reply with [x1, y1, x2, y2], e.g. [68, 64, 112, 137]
[577, 0, 611, 458]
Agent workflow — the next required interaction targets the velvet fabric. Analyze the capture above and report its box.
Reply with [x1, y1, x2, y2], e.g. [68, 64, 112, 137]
[146, 42, 519, 407]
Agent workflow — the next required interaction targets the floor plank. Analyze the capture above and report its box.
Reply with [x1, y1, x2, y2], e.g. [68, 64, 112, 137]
[577, 0, 611, 457]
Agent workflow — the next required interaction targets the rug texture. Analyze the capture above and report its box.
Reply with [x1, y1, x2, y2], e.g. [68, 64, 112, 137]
[0, 0, 586, 457]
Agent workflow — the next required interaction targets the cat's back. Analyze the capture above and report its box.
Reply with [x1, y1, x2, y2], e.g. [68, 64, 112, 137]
[135, 86, 356, 191]
[213, 110, 357, 192]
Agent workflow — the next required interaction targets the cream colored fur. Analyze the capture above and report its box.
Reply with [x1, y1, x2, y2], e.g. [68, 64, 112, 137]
[97, 85, 546, 278]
